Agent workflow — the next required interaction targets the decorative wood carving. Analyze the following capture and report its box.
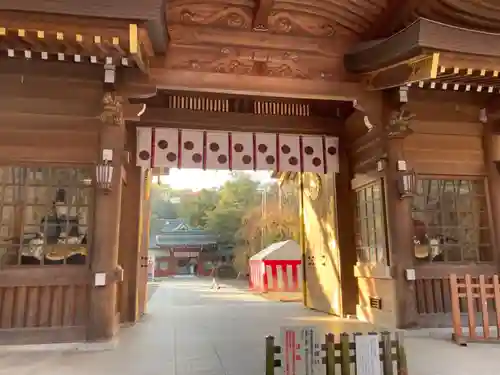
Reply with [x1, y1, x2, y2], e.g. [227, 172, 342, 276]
[168, 5, 253, 30]
[253, 0, 274, 31]
[100, 92, 124, 126]
[166, 25, 344, 57]
[383, 86, 414, 139]
[164, 0, 368, 85]
[386, 108, 415, 139]
[267, 12, 336, 38]
[164, 44, 341, 80]
[167, 4, 339, 38]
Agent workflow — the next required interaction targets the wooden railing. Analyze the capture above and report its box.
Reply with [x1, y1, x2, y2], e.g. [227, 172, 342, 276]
[0, 266, 90, 344]
[411, 265, 497, 327]
[450, 274, 500, 345]
[413, 277, 454, 327]
[265, 332, 407, 375]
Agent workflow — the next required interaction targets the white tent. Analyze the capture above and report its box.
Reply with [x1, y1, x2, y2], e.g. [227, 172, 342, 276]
[250, 240, 301, 262]
[249, 240, 302, 294]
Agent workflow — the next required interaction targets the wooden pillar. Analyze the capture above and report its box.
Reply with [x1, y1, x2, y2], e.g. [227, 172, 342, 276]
[336, 131, 357, 316]
[136, 169, 152, 317]
[384, 134, 418, 328]
[118, 125, 142, 323]
[483, 120, 500, 268]
[88, 125, 125, 341]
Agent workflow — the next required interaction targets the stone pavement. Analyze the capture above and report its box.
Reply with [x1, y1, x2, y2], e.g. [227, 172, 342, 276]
[1, 277, 500, 375]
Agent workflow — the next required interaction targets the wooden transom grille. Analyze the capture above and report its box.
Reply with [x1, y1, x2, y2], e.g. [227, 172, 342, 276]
[166, 95, 311, 116]
[167, 95, 230, 112]
[408, 65, 500, 93]
[136, 128, 339, 174]
[253, 100, 310, 116]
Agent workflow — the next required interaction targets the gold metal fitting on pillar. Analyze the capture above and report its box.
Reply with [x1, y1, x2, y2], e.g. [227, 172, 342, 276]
[396, 159, 417, 198]
[96, 149, 114, 194]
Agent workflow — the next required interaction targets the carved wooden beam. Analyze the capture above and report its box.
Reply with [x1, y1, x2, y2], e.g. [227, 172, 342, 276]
[363, 53, 440, 91]
[252, 0, 274, 31]
[149, 68, 365, 101]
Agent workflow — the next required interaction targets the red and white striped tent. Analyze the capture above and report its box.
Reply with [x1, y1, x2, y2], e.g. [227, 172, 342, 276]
[249, 240, 302, 293]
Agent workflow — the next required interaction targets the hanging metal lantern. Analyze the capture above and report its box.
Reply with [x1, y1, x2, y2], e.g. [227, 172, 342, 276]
[398, 170, 417, 198]
[96, 161, 114, 193]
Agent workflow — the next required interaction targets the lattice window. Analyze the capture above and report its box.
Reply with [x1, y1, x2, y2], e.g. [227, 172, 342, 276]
[354, 181, 387, 264]
[411, 178, 492, 263]
[0, 166, 93, 267]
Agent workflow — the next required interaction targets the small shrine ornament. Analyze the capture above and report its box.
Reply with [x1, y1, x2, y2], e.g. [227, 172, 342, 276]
[386, 109, 415, 138]
[100, 92, 124, 126]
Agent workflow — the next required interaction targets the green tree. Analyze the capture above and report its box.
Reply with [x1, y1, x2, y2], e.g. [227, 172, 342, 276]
[204, 174, 260, 246]
[177, 189, 220, 228]
[150, 185, 178, 219]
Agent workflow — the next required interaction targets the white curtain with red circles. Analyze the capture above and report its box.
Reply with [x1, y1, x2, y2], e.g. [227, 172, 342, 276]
[136, 128, 339, 173]
[301, 135, 326, 174]
[278, 134, 301, 172]
[136, 127, 152, 168]
[254, 133, 278, 170]
[153, 128, 179, 168]
[324, 136, 339, 173]
[230, 132, 255, 170]
[179, 130, 204, 169]
[205, 131, 230, 170]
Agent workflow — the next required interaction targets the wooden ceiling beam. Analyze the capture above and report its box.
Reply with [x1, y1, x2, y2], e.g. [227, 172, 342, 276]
[149, 68, 365, 101]
[361, 0, 422, 40]
[140, 107, 343, 136]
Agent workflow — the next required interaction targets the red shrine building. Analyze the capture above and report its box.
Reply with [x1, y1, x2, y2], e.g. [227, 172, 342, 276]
[148, 219, 218, 277]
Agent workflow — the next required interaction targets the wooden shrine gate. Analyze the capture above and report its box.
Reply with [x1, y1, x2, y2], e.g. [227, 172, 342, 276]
[135, 128, 340, 174]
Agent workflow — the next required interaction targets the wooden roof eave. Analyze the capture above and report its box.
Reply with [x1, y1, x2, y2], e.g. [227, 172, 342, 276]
[0, 13, 155, 73]
[345, 18, 500, 91]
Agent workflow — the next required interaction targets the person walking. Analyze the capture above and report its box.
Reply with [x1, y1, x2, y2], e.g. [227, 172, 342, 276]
[210, 261, 221, 290]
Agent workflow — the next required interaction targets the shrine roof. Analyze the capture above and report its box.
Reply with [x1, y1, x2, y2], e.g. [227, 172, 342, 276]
[345, 18, 500, 74]
[363, 0, 500, 41]
[344, 18, 500, 92]
[149, 218, 218, 248]
[0, 0, 166, 53]
[0, 0, 163, 21]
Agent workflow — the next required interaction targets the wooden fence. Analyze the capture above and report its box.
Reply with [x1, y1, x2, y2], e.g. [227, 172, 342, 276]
[450, 274, 500, 346]
[265, 331, 407, 375]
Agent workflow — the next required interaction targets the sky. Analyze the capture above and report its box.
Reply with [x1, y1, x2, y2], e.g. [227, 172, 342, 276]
[154, 169, 274, 191]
